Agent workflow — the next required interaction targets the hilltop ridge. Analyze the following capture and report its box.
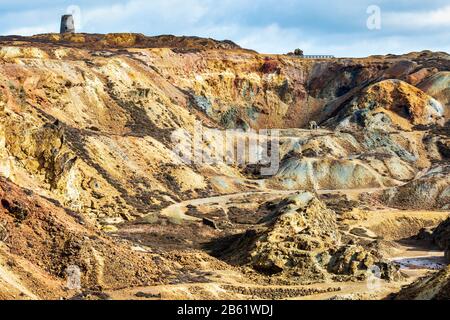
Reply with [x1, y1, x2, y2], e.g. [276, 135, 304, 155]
[0, 33, 244, 51]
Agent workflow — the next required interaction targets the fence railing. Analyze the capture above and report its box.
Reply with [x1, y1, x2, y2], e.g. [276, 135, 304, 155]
[299, 55, 335, 59]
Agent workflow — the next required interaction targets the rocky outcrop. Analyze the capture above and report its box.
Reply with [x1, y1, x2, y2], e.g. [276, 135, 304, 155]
[271, 129, 423, 191]
[418, 71, 450, 118]
[382, 166, 450, 210]
[395, 266, 450, 300]
[274, 157, 398, 190]
[0, 33, 243, 51]
[329, 80, 445, 131]
[220, 192, 400, 283]
[328, 245, 401, 281]
[249, 192, 340, 280]
[431, 218, 450, 258]
[0, 177, 174, 299]
[328, 244, 403, 281]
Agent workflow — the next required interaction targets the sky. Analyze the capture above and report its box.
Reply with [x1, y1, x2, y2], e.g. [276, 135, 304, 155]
[0, 0, 449, 57]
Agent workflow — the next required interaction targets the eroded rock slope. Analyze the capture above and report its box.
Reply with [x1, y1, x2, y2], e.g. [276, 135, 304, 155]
[0, 33, 449, 300]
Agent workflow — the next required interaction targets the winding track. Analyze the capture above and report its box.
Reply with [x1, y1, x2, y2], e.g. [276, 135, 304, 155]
[159, 187, 385, 222]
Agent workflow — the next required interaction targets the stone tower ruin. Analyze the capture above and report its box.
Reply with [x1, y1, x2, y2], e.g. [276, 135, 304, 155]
[60, 15, 75, 34]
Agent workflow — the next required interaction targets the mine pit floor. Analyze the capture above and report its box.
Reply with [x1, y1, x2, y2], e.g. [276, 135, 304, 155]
[110, 187, 449, 300]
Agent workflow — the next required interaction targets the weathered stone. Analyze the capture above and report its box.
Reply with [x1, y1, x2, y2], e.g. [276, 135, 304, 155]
[432, 217, 450, 250]
[328, 245, 401, 281]
[249, 192, 340, 279]
[382, 165, 450, 210]
[60, 15, 75, 34]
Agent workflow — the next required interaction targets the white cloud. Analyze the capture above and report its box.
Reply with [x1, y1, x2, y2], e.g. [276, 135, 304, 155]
[232, 24, 313, 54]
[384, 5, 450, 29]
[5, 24, 56, 36]
[81, 0, 210, 33]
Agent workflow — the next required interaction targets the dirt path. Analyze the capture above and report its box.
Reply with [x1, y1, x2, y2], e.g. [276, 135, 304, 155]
[160, 187, 385, 223]
[160, 190, 295, 222]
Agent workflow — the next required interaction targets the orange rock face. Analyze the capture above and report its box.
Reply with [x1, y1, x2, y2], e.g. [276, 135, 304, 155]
[362, 80, 443, 126]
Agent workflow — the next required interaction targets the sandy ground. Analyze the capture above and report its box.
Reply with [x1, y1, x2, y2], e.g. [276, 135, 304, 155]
[107, 186, 449, 300]
[106, 241, 446, 300]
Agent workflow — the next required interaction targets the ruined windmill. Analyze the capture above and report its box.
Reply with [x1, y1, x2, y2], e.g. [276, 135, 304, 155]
[60, 15, 75, 34]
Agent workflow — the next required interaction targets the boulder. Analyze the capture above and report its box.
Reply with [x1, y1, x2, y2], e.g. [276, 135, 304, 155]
[245, 192, 401, 281]
[250, 192, 340, 279]
[328, 245, 401, 281]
